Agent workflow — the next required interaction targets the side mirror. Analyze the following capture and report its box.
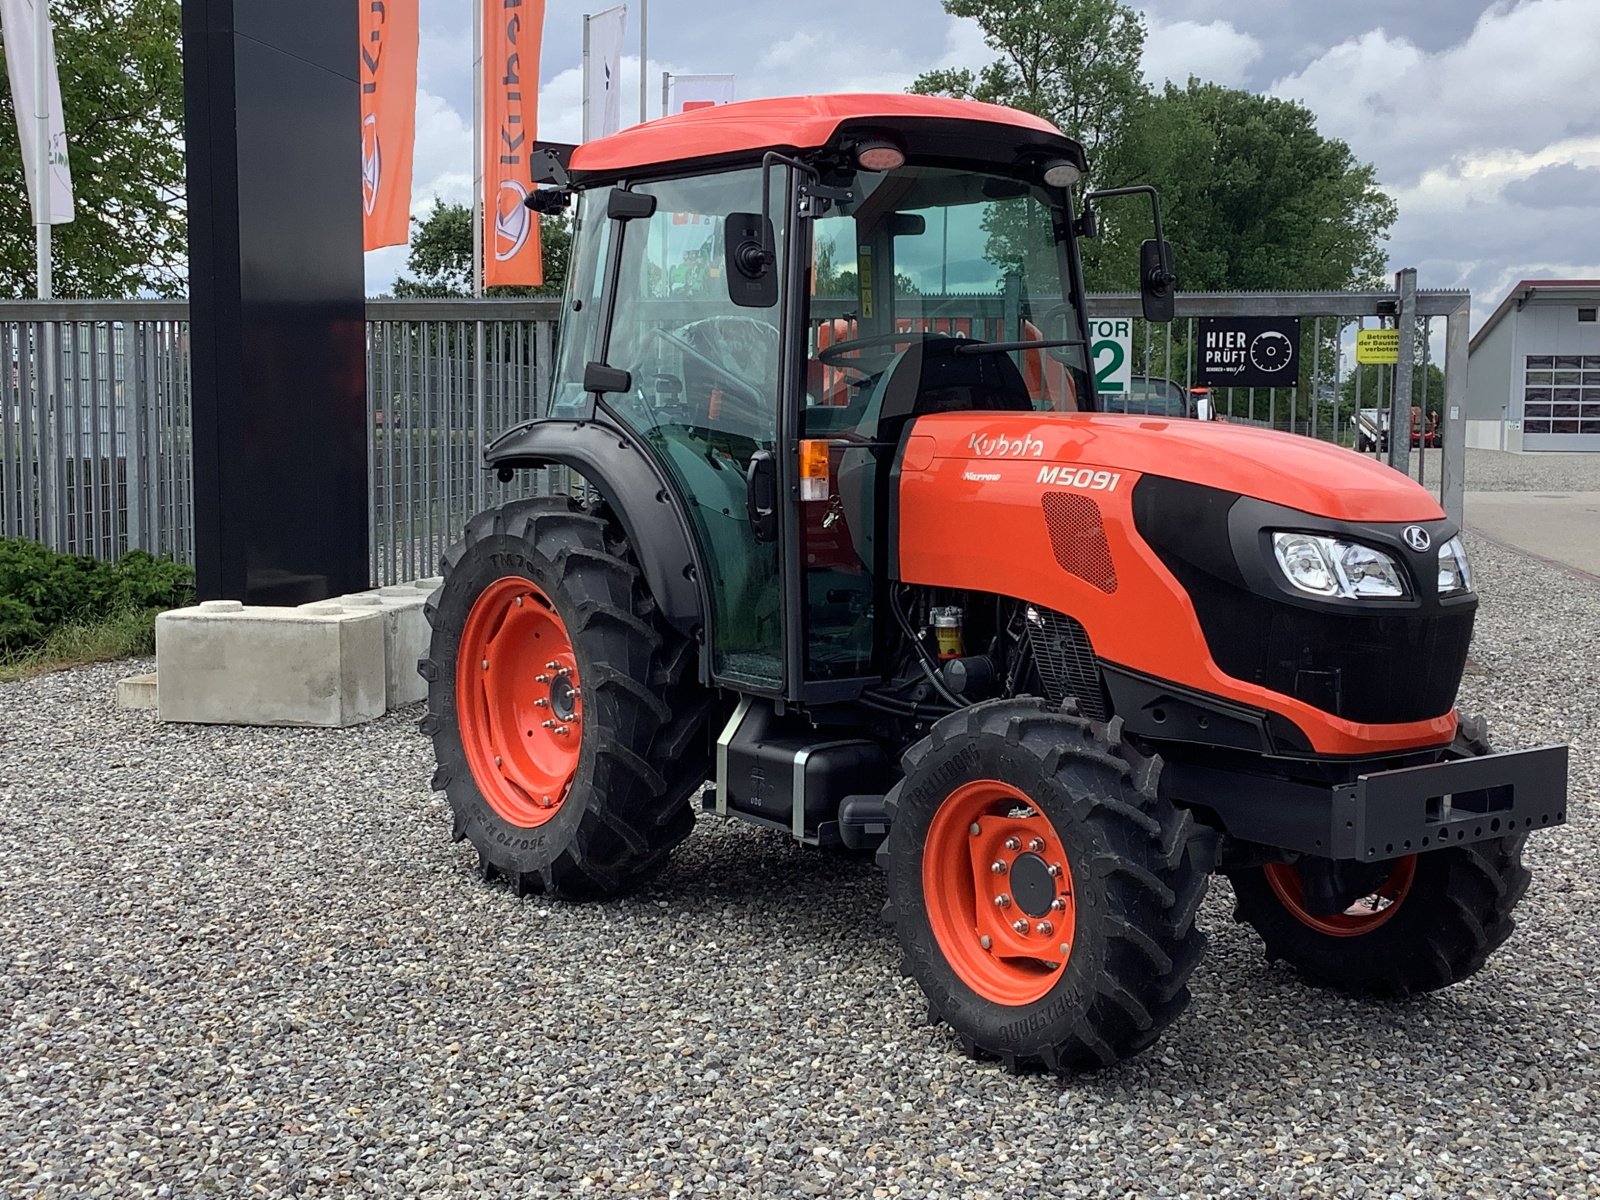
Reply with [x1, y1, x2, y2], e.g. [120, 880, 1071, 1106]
[725, 212, 778, 309]
[1140, 238, 1177, 324]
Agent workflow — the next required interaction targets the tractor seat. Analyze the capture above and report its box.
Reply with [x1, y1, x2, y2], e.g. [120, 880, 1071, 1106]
[858, 336, 1033, 439]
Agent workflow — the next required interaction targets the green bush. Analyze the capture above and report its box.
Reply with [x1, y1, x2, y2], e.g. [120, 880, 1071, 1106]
[0, 538, 195, 654]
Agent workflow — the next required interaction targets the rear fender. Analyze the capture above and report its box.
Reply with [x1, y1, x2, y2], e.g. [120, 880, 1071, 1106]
[485, 418, 708, 653]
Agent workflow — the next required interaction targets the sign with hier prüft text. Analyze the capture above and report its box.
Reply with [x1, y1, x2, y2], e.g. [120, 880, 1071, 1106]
[1195, 316, 1301, 388]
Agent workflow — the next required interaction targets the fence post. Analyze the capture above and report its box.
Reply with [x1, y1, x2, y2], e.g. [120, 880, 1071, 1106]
[1387, 268, 1417, 471]
[1440, 298, 1470, 527]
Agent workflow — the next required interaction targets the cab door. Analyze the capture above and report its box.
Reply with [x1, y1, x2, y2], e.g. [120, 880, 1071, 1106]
[598, 167, 792, 690]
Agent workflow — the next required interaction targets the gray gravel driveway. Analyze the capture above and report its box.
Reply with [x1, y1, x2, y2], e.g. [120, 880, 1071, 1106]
[2, 532, 1596, 1198]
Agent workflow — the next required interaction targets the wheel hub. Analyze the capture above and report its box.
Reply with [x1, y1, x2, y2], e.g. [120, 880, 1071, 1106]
[455, 578, 583, 828]
[548, 673, 579, 721]
[1008, 853, 1056, 918]
[921, 779, 1079, 1006]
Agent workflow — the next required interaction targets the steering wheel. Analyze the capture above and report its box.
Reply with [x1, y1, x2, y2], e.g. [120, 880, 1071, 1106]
[645, 325, 775, 443]
[817, 331, 935, 374]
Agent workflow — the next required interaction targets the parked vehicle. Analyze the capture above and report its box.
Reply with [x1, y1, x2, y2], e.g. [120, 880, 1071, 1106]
[420, 95, 1567, 1073]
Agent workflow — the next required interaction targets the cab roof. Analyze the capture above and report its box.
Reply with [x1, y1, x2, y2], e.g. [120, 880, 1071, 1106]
[566, 93, 1084, 182]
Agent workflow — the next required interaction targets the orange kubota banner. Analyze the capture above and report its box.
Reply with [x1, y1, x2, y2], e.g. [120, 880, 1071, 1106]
[484, 0, 546, 287]
[360, 0, 419, 251]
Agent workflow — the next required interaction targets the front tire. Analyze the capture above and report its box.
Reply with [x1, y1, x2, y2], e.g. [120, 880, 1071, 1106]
[880, 700, 1213, 1072]
[420, 497, 709, 899]
[1225, 715, 1532, 995]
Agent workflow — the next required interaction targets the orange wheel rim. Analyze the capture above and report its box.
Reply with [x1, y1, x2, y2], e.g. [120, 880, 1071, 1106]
[455, 577, 583, 828]
[1263, 856, 1416, 937]
[922, 779, 1077, 1006]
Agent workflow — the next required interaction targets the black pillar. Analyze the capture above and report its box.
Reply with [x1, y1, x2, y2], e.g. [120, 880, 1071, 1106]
[183, 0, 369, 604]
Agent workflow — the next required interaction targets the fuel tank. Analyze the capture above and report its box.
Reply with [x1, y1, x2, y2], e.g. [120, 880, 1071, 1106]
[895, 412, 1461, 756]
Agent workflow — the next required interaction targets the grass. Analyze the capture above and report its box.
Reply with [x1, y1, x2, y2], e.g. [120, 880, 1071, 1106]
[0, 607, 159, 683]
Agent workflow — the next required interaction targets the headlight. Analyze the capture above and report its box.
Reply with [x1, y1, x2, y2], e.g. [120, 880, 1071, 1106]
[1271, 532, 1409, 599]
[1438, 536, 1473, 595]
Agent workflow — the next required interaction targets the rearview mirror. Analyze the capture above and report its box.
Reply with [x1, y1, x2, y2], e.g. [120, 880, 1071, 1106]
[725, 212, 778, 309]
[1140, 238, 1177, 324]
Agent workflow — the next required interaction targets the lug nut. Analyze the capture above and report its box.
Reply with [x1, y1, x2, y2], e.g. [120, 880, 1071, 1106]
[1036, 920, 1053, 936]
[569, 688, 582, 699]
[979, 936, 992, 950]
[990, 860, 1006, 875]
[1047, 864, 1063, 878]
[1012, 919, 1030, 934]
[542, 719, 557, 729]
[545, 660, 560, 670]
[534, 698, 549, 708]
[1060, 943, 1071, 957]
[556, 667, 571, 677]
[555, 726, 570, 736]
[482, 659, 490, 671]
[1050, 897, 1066, 913]
[969, 822, 982, 837]
[1003, 836, 1021, 851]
[994, 894, 1011, 909]
[1027, 837, 1045, 853]
[535, 673, 550, 683]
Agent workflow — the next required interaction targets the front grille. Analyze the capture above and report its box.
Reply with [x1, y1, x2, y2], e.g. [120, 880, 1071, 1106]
[1026, 606, 1107, 720]
[1131, 476, 1477, 726]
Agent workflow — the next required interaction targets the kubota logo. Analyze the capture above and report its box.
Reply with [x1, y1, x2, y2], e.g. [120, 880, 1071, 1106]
[361, 115, 382, 217]
[496, 180, 531, 261]
[968, 432, 1045, 458]
[1403, 525, 1432, 552]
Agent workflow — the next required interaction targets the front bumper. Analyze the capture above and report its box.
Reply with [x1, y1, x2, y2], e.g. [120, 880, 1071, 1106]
[1177, 745, 1569, 863]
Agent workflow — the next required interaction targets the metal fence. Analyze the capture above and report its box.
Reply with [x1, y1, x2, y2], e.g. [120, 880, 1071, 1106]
[1, 284, 1469, 587]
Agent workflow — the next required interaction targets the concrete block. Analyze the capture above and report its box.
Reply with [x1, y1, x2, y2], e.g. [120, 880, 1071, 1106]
[155, 600, 386, 727]
[328, 583, 434, 708]
[116, 672, 159, 711]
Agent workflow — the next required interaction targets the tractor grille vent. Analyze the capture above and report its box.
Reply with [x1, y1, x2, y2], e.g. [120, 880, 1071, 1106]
[1025, 606, 1106, 720]
[1041, 493, 1118, 594]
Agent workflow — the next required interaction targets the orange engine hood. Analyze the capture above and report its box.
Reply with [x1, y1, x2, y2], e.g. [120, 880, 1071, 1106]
[904, 411, 1444, 522]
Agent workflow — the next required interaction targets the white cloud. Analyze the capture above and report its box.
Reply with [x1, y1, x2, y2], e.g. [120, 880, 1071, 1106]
[1141, 14, 1263, 88]
[1268, 1, 1600, 319]
[1270, 1, 1600, 184]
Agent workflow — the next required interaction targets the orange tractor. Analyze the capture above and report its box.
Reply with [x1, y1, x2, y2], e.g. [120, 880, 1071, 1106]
[421, 95, 1567, 1071]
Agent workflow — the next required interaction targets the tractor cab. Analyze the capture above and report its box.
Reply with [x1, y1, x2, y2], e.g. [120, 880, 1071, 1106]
[511, 95, 1167, 699]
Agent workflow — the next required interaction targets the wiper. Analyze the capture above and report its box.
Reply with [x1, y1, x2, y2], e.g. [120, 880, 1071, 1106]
[952, 337, 1087, 356]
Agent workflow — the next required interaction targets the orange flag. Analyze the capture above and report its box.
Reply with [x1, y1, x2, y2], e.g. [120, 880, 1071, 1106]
[360, 0, 419, 251]
[484, 0, 546, 288]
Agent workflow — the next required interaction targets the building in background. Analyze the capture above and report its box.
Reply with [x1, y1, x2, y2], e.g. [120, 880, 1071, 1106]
[1467, 279, 1600, 452]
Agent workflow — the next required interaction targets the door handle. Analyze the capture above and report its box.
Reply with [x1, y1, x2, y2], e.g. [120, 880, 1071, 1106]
[746, 450, 778, 542]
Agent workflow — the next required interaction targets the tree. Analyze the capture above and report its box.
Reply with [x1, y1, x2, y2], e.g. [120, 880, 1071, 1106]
[910, 0, 1146, 165]
[392, 200, 571, 298]
[0, 0, 185, 297]
[1093, 81, 1397, 293]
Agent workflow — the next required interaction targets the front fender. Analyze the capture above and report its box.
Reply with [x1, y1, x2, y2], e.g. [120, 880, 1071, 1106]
[486, 418, 708, 650]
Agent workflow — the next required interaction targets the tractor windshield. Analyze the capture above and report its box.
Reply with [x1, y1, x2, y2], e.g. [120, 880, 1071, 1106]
[806, 165, 1089, 417]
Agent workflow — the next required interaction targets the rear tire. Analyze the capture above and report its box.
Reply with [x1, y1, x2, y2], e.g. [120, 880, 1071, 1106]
[1225, 715, 1532, 996]
[879, 700, 1213, 1072]
[420, 496, 709, 899]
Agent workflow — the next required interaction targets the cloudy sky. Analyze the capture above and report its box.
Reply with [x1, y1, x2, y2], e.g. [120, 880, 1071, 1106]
[369, 0, 1600, 327]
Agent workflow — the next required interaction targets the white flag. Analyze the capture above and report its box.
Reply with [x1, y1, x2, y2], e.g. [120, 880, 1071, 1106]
[666, 73, 735, 115]
[0, 0, 75, 224]
[584, 5, 627, 140]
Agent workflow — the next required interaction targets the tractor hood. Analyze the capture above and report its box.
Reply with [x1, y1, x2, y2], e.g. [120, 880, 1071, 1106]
[903, 411, 1445, 523]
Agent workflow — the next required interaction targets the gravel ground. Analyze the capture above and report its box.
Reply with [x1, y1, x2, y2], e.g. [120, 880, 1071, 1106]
[2, 535, 1597, 1198]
